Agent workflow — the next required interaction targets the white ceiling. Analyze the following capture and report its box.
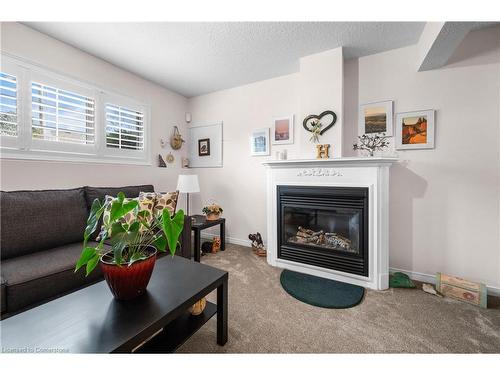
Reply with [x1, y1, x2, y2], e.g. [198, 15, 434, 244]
[25, 22, 428, 97]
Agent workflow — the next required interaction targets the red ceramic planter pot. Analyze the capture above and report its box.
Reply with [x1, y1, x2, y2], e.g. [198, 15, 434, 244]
[100, 246, 157, 300]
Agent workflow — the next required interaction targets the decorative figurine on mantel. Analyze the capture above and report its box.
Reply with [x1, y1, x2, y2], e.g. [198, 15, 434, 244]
[316, 144, 330, 159]
[353, 133, 389, 156]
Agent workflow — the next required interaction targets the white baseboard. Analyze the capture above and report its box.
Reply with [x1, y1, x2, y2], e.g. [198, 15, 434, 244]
[200, 232, 253, 247]
[200, 233, 500, 297]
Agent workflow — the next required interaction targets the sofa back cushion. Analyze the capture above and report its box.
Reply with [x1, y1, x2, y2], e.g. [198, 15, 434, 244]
[0, 188, 89, 260]
[84, 185, 154, 208]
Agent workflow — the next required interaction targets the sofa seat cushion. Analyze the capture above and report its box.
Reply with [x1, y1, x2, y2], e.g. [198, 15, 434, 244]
[1, 242, 106, 314]
[0, 188, 89, 260]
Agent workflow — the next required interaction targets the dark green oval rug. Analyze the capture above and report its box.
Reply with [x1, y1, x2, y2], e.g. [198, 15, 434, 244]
[280, 269, 365, 309]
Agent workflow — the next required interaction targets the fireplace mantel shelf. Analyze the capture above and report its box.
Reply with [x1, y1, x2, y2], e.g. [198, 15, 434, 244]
[263, 157, 398, 168]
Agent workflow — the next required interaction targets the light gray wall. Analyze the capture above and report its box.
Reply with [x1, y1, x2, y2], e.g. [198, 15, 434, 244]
[342, 26, 500, 288]
[189, 26, 500, 290]
[0, 22, 188, 194]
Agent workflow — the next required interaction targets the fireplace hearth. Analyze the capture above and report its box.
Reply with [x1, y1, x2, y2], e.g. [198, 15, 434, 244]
[278, 185, 368, 276]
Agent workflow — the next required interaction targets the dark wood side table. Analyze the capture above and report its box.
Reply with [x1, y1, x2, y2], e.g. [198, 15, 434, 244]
[190, 215, 225, 262]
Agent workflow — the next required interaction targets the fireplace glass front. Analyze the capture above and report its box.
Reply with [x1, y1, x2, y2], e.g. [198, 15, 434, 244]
[283, 206, 361, 255]
[277, 185, 368, 276]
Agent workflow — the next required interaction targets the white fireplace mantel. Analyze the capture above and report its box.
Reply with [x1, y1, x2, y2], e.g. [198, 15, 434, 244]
[263, 156, 398, 168]
[263, 157, 398, 290]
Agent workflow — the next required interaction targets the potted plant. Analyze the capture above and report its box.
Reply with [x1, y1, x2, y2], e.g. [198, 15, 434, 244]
[202, 203, 223, 221]
[75, 192, 185, 300]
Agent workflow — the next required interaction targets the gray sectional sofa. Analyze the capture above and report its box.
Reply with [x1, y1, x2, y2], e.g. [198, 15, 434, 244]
[0, 184, 190, 319]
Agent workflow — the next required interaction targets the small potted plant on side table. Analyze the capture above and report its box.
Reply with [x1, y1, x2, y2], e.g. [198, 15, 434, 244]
[202, 203, 223, 221]
[75, 192, 185, 300]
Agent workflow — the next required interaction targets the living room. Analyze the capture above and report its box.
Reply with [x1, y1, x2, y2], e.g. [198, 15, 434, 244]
[1, 1, 499, 373]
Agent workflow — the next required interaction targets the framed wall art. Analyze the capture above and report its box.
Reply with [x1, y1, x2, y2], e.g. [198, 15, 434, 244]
[250, 128, 270, 156]
[395, 110, 435, 150]
[272, 115, 294, 145]
[188, 122, 223, 168]
[359, 100, 393, 137]
[198, 138, 210, 156]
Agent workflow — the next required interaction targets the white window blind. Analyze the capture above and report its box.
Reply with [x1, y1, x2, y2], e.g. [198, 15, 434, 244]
[0, 72, 18, 137]
[31, 82, 95, 145]
[105, 104, 144, 150]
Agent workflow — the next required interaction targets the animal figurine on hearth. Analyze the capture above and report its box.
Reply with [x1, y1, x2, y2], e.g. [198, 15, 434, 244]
[248, 232, 267, 257]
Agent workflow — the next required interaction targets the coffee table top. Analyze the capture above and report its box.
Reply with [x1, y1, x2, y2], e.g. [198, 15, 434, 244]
[0, 255, 227, 353]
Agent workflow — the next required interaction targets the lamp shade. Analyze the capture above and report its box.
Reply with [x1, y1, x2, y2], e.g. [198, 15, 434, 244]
[176, 174, 200, 193]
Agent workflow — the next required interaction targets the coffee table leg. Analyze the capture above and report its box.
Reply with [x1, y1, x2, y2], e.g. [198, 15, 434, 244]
[194, 229, 200, 262]
[217, 277, 228, 345]
[220, 221, 225, 251]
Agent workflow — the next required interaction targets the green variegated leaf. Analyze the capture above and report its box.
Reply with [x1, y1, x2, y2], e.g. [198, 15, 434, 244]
[83, 199, 104, 247]
[75, 247, 97, 272]
[85, 254, 100, 276]
[162, 209, 185, 257]
[153, 235, 167, 252]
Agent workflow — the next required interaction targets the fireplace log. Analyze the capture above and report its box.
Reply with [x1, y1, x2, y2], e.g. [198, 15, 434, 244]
[291, 227, 353, 250]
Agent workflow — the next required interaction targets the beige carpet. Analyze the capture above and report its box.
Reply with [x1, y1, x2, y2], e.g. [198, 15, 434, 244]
[177, 244, 500, 353]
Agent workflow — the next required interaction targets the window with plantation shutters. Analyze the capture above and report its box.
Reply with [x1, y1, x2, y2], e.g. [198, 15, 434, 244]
[105, 104, 144, 150]
[31, 82, 95, 145]
[1, 54, 149, 164]
[0, 72, 18, 137]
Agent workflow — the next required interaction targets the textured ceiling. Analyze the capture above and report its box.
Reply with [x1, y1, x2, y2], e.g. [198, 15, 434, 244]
[25, 22, 427, 97]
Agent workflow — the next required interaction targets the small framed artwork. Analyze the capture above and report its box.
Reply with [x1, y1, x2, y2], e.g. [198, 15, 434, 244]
[250, 128, 270, 156]
[272, 115, 294, 145]
[359, 100, 393, 137]
[395, 110, 435, 150]
[198, 138, 210, 156]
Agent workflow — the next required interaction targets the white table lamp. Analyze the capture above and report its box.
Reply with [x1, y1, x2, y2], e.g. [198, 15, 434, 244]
[176, 174, 200, 216]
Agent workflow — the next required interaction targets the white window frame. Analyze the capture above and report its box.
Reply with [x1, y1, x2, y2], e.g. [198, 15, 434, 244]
[0, 53, 151, 165]
[0, 58, 27, 151]
[101, 92, 149, 162]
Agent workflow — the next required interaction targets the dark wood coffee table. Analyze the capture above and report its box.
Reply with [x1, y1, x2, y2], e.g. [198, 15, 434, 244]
[0, 255, 228, 353]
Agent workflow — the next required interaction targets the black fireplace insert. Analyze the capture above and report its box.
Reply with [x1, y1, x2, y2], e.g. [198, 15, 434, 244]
[277, 185, 369, 276]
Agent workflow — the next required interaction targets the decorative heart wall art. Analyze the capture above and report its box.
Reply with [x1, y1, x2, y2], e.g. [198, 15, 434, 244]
[302, 110, 337, 143]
